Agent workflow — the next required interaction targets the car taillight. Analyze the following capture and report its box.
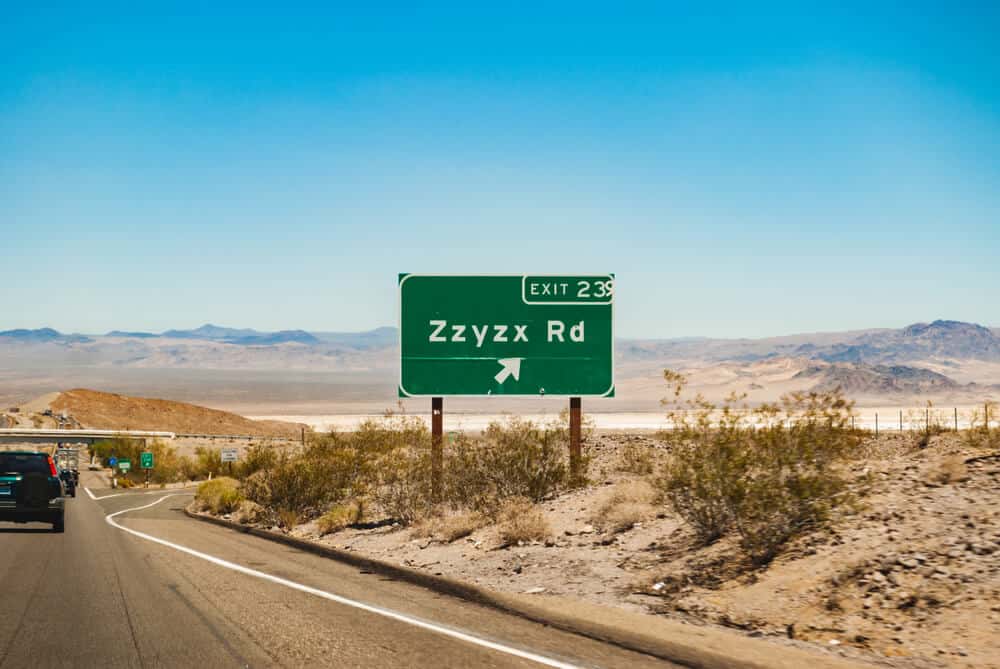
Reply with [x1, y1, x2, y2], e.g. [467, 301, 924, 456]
[48, 456, 58, 477]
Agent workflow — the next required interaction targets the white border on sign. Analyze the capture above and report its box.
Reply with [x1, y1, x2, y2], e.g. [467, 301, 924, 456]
[397, 273, 615, 398]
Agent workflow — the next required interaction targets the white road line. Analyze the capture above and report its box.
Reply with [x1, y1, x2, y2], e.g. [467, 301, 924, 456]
[106, 495, 583, 669]
[84, 488, 131, 500]
[86, 487, 194, 501]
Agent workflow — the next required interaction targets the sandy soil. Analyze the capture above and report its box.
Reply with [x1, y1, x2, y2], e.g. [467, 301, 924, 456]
[256, 431, 1000, 669]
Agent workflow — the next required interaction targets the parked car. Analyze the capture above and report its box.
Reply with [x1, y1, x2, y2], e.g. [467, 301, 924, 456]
[0, 451, 66, 532]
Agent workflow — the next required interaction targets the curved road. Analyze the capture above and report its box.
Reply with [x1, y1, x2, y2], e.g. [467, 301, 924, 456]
[0, 471, 675, 668]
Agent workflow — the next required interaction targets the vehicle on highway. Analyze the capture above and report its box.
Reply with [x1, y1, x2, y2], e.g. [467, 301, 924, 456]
[0, 451, 66, 532]
[56, 447, 80, 496]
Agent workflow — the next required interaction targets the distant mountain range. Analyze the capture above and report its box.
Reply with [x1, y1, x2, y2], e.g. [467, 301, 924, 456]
[1, 320, 997, 407]
[0, 324, 397, 348]
[2, 320, 999, 361]
[621, 320, 1000, 365]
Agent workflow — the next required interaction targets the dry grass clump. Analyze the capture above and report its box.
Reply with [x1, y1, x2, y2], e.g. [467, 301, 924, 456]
[411, 510, 488, 543]
[617, 442, 656, 475]
[590, 480, 658, 533]
[276, 508, 300, 529]
[921, 455, 969, 486]
[317, 499, 364, 535]
[195, 476, 243, 514]
[497, 497, 551, 545]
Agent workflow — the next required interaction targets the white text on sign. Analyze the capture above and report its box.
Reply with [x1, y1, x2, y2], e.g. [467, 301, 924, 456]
[428, 320, 585, 347]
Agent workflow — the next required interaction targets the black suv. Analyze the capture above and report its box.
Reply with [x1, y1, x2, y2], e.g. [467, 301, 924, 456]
[0, 451, 66, 532]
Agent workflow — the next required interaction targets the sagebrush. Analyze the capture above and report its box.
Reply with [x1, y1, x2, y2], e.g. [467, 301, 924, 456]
[657, 370, 862, 563]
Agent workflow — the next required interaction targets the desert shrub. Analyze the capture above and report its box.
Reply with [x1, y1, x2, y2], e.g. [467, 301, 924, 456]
[317, 499, 364, 535]
[233, 500, 269, 525]
[590, 480, 657, 533]
[444, 417, 568, 514]
[242, 451, 339, 518]
[241, 414, 434, 525]
[194, 447, 223, 478]
[91, 438, 194, 484]
[195, 477, 243, 514]
[617, 442, 656, 475]
[657, 370, 861, 563]
[497, 497, 551, 545]
[364, 417, 434, 523]
[238, 443, 280, 479]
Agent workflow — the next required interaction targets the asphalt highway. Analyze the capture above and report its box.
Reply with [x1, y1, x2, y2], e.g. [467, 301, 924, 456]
[0, 471, 677, 668]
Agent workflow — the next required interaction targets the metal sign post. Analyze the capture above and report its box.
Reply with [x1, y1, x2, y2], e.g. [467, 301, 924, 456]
[432, 397, 443, 502]
[221, 448, 239, 477]
[569, 397, 582, 482]
[140, 451, 154, 488]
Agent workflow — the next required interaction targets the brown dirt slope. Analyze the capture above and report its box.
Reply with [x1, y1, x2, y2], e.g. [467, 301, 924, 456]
[49, 388, 305, 438]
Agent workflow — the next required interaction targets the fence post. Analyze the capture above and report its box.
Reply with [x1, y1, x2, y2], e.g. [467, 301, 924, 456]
[899, 410, 903, 431]
[875, 412, 879, 437]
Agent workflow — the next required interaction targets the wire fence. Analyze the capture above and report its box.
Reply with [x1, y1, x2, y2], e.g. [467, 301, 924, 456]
[850, 403, 996, 435]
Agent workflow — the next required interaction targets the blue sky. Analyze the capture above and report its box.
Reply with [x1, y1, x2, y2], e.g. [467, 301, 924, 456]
[3, 3, 998, 338]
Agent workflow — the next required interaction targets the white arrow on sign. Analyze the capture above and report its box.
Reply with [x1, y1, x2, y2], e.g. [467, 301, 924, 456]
[494, 358, 523, 385]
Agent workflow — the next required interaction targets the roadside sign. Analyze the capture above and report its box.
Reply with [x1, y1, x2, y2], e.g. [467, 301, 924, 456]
[140, 452, 154, 469]
[108, 456, 117, 467]
[220, 448, 238, 463]
[118, 459, 131, 473]
[399, 274, 614, 397]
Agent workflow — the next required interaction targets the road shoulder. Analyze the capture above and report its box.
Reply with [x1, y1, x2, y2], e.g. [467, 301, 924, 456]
[185, 506, 875, 669]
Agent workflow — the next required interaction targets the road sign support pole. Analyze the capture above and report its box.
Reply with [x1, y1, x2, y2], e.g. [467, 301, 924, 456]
[432, 397, 443, 503]
[569, 397, 582, 482]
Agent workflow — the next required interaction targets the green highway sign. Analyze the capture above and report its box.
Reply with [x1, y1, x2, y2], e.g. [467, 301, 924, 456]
[399, 274, 614, 397]
[118, 459, 131, 473]
[140, 452, 154, 469]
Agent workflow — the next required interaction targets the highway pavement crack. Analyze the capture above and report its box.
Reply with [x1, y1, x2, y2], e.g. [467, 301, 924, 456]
[108, 533, 148, 669]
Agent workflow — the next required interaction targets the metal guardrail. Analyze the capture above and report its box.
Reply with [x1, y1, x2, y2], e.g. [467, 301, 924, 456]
[0, 428, 175, 439]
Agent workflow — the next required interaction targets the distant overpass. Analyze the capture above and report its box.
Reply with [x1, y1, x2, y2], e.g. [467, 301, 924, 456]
[0, 428, 175, 446]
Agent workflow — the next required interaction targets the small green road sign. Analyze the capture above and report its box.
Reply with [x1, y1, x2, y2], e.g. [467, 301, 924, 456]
[399, 274, 614, 397]
[118, 459, 131, 473]
[140, 452, 154, 469]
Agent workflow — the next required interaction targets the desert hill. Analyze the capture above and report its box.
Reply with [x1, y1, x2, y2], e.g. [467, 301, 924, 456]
[42, 389, 305, 438]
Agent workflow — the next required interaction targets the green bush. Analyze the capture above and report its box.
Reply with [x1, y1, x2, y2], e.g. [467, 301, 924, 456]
[444, 417, 569, 515]
[234, 412, 585, 528]
[657, 371, 861, 564]
[195, 477, 243, 514]
[91, 438, 195, 484]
